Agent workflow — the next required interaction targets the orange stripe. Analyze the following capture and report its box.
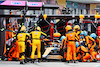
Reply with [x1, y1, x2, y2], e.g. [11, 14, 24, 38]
[56, 26, 64, 29]
[59, 29, 65, 32]
[41, 25, 49, 28]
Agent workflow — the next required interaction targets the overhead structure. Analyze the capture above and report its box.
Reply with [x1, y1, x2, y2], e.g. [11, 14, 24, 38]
[0, 1, 98, 20]
[67, 0, 100, 3]
[0, 1, 60, 57]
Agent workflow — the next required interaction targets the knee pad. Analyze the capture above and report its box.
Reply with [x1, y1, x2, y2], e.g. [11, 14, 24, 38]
[94, 46, 98, 51]
[19, 53, 22, 58]
[81, 41, 86, 47]
[19, 52, 25, 58]
[76, 52, 80, 56]
[92, 41, 95, 45]
[63, 47, 67, 52]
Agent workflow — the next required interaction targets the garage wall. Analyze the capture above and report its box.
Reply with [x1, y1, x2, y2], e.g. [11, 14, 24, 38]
[90, 4, 96, 15]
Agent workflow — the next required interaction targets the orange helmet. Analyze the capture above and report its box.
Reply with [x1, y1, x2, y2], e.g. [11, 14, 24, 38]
[35, 26, 41, 31]
[20, 25, 26, 31]
[73, 25, 80, 31]
[65, 25, 72, 32]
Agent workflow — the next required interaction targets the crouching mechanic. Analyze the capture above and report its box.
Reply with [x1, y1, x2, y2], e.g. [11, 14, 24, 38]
[90, 33, 98, 62]
[17, 25, 30, 64]
[30, 26, 47, 63]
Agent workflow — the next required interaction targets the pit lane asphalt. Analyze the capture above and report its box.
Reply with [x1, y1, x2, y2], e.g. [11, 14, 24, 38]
[0, 61, 100, 67]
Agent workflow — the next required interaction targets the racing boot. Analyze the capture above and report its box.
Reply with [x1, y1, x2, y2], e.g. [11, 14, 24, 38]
[66, 60, 70, 63]
[38, 58, 41, 63]
[31, 59, 35, 63]
[74, 60, 78, 63]
[20, 60, 25, 64]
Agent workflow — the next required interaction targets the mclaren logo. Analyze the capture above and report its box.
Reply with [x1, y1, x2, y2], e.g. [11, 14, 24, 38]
[11, 1, 21, 5]
[29, 3, 38, 6]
